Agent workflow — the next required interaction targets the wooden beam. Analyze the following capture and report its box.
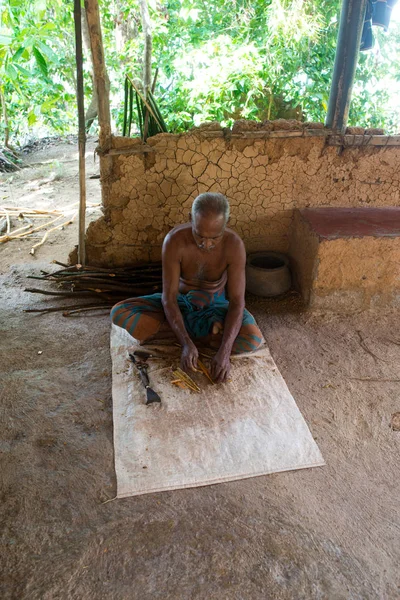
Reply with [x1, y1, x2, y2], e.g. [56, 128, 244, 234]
[84, 0, 111, 151]
[326, 0, 368, 132]
[73, 0, 87, 265]
[328, 135, 400, 146]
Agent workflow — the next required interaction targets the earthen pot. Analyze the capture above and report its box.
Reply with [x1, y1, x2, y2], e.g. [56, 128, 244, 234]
[246, 251, 291, 297]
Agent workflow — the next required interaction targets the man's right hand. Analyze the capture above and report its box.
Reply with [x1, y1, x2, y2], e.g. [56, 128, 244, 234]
[181, 342, 199, 373]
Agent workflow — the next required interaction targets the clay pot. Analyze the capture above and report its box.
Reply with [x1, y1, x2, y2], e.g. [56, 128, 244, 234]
[246, 251, 291, 297]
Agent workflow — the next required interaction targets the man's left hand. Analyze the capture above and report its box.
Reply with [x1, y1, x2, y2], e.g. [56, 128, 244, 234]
[210, 349, 231, 383]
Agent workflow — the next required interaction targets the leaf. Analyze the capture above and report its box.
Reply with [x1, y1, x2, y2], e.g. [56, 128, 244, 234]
[28, 111, 37, 126]
[12, 47, 25, 61]
[5, 62, 18, 80]
[37, 41, 58, 63]
[38, 23, 57, 33]
[14, 64, 31, 77]
[32, 46, 48, 77]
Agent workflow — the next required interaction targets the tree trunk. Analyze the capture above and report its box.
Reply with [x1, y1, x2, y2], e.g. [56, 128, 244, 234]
[81, 7, 98, 129]
[82, 6, 111, 132]
[84, 0, 112, 151]
[0, 85, 17, 154]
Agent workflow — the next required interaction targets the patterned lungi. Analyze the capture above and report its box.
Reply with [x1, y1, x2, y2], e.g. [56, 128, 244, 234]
[111, 289, 263, 354]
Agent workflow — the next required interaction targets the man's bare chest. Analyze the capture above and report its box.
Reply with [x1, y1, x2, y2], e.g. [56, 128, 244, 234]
[181, 248, 227, 281]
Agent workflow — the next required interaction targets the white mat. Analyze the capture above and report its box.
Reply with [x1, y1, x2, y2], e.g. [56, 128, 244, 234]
[111, 324, 325, 498]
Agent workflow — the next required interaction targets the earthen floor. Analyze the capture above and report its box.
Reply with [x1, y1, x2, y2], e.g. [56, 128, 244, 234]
[1, 263, 399, 599]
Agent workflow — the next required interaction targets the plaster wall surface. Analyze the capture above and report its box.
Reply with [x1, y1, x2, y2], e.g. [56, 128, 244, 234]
[291, 208, 400, 311]
[86, 130, 400, 266]
[312, 237, 400, 311]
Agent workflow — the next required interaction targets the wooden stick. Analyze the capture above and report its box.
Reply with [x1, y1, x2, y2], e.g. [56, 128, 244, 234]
[1, 206, 62, 214]
[174, 381, 189, 389]
[0, 207, 11, 234]
[151, 67, 159, 94]
[62, 305, 111, 316]
[0, 214, 64, 243]
[25, 287, 95, 298]
[17, 214, 59, 219]
[123, 77, 129, 136]
[30, 213, 77, 255]
[173, 368, 201, 392]
[74, 0, 87, 266]
[84, 0, 111, 151]
[0, 211, 62, 217]
[126, 75, 164, 132]
[52, 260, 70, 268]
[172, 375, 197, 392]
[197, 358, 214, 385]
[24, 303, 110, 314]
[0, 223, 33, 242]
[140, 0, 152, 140]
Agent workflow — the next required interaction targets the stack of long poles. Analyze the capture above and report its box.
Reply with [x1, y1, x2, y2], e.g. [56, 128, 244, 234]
[24, 262, 163, 316]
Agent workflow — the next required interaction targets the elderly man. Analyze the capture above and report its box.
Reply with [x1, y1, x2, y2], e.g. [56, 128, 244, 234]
[111, 192, 263, 382]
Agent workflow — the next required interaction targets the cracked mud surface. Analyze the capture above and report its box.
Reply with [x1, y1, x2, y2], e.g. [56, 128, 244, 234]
[86, 131, 400, 266]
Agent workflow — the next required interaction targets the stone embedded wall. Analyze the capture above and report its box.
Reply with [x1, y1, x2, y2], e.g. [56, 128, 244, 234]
[85, 127, 400, 266]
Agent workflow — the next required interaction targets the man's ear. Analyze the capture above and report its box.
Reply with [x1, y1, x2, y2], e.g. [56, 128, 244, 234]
[188, 211, 192, 222]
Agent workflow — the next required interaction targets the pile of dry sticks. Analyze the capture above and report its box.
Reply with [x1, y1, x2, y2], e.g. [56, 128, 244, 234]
[0, 203, 98, 255]
[25, 260, 162, 316]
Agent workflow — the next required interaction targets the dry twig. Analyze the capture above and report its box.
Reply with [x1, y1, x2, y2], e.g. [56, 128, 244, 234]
[30, 213, 77, 255]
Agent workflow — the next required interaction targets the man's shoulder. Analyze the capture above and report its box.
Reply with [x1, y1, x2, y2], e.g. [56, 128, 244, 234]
[224, 228, 245, 251]
[163, 223, 191, 248]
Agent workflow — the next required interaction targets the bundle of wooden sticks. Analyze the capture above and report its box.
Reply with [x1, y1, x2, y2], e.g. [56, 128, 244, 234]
[171, 360, 215, 391]
[24, 260, 162, 316]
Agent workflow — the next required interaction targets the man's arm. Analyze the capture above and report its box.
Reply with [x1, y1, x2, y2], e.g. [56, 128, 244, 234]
[161, 233, 198, 372]
[210, 236, 246, 383]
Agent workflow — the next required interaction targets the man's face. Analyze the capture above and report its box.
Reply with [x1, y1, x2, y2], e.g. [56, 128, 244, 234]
[191, 212, 226, 252]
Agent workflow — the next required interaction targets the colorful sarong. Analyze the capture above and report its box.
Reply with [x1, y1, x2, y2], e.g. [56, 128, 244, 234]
[110, 289, 264, 354]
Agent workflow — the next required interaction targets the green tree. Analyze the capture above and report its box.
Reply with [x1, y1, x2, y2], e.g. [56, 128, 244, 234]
[1, 0, 400, 144]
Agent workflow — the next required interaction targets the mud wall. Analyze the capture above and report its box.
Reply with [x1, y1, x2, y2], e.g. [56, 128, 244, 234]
[85, 127, 400, 266]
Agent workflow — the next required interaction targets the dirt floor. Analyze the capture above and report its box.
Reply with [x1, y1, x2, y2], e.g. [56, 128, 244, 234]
[0, 136, 102, 270]
[1, 141, 400, 599]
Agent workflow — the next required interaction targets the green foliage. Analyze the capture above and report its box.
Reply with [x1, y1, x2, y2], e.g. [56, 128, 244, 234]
[1, 0, 400, 142]
[0, 0, 83, 139]
[122, 0, 400, 133]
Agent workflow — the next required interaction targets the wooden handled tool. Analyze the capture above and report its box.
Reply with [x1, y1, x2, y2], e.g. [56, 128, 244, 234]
[128, 353, 161, 405]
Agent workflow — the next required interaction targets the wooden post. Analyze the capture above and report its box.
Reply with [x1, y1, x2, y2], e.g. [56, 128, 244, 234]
[84, 0, 112, 151]
[139, 0, 152, 140]
[325, 0, 368, 132]
[73, 0, 86, 265]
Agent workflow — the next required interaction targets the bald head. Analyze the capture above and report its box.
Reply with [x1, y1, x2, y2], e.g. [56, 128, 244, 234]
[191, 193, 230, 224]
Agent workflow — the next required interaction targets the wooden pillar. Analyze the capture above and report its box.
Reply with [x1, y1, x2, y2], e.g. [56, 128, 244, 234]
[325, 0, 368, 133]
[139, 0, 152, 140]
[73, 0, 87, 265]
[84, 0, 112, 151]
